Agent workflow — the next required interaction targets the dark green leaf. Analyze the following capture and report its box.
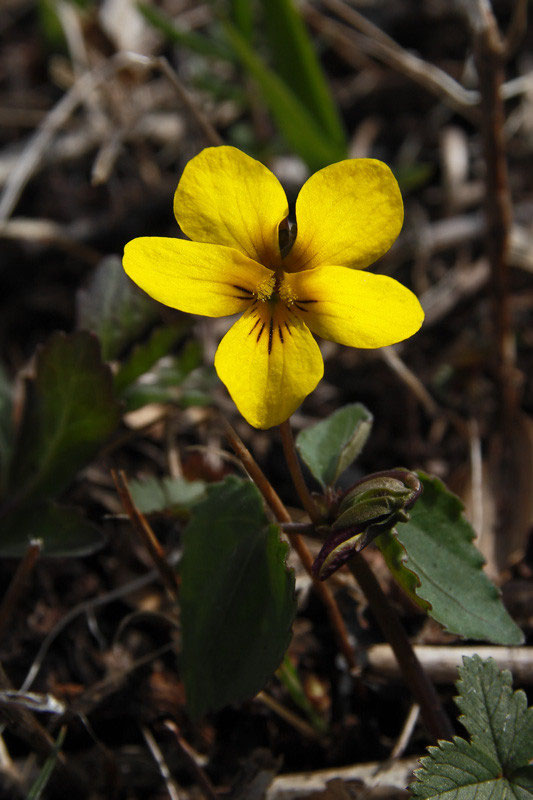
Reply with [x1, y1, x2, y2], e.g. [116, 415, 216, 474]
[8, 331, 121, 503]
[296, 403, 373, 488]
[128, 475, 206, 514]
[113, 324, 188, 394]
[223, 22, 346, 171]
[180, 476, 296, 718]
[394, 473, 523, 645]
[0, 501, 103, 557]
[261, 0, 346, 147]
[411, 656, 533, 799]
[76, 255, 158, 360]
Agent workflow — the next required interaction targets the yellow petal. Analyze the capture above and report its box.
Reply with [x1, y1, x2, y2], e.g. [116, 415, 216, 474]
[284, 159, 403, 272]
[174, 146, 288, 268]
[123, 237, 273, 317]
[286, 265, 424, 348]
[214, 304, 323, 429]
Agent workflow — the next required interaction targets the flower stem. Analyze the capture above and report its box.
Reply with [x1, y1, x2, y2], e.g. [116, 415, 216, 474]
[222, 418, 357, 671]
[348, 551, 453, 742]
[279, 420, 321, 524]
[277, 421, 452, 742]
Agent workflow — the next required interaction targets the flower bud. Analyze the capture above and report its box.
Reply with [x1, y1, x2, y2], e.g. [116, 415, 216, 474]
[312, 470, 421, 581]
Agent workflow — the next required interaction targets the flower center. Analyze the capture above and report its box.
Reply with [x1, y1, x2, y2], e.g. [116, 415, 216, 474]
[256, 271, 296, 308]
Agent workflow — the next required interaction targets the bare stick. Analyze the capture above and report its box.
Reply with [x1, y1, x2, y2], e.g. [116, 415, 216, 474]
[112, 469, 180, 603]
[305, 0, 479, 117]
[222, 419, 357, 670]
[163, 720, 218, 800]
[142, 726, 182, 800]
[0, 52, 221, 221]
[380, 347, 440, 418]
[461, 1, 517, 422]
[20, 557, 179, 693]
[256, 691, 321, 741]
[390, 703, 420, 759]
[367, 643, 533, 684]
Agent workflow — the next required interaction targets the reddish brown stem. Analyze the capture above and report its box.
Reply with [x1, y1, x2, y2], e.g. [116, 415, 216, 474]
[279, 420, 321, 524]
[112, 469, 180, 603]
[348, 552, 454, 742]
[222, 419, 357, 671]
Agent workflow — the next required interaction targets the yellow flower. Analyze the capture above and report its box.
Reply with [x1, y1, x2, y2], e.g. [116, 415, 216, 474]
[123, 146, 424, 429]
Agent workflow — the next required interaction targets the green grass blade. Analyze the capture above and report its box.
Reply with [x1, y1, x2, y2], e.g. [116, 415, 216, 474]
[223, 21, 346, 170]
[230, 0, 254, 41]
[260, 0, 346, 147]
[137, 3, 234, 61]
[26, 725, 67, 800]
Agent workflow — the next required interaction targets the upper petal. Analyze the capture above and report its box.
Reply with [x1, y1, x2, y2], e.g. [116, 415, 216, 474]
[174, 146, 289, 268]
[283, 159, 403, 273]
[214, 304, 323, 429]
[123, 237, 273, 317]
[286, 265, 424, 348]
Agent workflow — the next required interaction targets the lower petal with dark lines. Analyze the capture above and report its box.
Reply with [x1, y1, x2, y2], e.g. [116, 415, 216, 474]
[214, 304, 323, 429]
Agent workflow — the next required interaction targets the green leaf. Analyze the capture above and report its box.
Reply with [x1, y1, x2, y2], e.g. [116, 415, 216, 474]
[455, 656, 533, 772]
[223, 21, 346, 170]
[230, 0, 254, 41]
[0, 501, 103, 557]
[393, 474, 523, 645]
[180, 476, 296, 718]
[113, 324, 189, 394]
[121, 341, 207, 411]
[0, 364, 13, 497]
[376, 529, 430, 612]
[411, 655, 533, 799]
[128, 475, 206, 514]
[260, 0, 346, 147]
[137, 3, 234, 61]
[76, 255, 158, 360]
[276, 654, 328, 735]
[296, 403, 373, 488]
[8, 331, 121, 504]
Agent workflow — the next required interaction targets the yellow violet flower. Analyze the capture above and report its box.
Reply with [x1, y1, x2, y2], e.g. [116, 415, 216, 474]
[123, 146, 424, 429]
